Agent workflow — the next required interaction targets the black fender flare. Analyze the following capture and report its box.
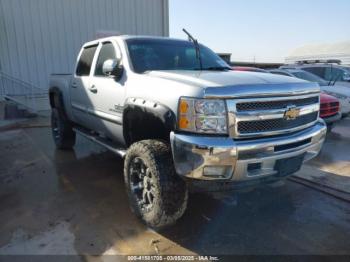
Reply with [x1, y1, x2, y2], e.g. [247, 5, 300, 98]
[122, 98, 177, 145]
[49, 87, 68, 119]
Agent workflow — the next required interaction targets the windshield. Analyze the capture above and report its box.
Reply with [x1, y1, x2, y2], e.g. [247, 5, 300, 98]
[292, 71, 328, 86]
[126, 38, 230, 73]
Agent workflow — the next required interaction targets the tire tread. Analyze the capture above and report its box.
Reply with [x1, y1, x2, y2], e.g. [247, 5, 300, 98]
[124, 140, 188, 229]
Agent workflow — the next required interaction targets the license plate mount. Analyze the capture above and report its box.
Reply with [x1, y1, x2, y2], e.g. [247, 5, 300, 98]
[274, 153, 306, 177]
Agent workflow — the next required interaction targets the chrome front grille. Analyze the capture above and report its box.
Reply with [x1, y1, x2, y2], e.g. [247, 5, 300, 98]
[237, 112, 318, 134]
[236, 96, 319, 111]
[227, 94, 320, 138]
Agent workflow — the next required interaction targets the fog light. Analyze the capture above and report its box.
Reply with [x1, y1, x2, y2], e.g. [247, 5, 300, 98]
[203, 166, 231, 178]
[248, 162, 261, 171]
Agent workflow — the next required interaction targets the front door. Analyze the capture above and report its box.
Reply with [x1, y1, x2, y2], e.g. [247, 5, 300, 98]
[87, 41, 126, 143]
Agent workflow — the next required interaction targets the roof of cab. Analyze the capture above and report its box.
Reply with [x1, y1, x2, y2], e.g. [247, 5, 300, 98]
[82, 35, 189, 47]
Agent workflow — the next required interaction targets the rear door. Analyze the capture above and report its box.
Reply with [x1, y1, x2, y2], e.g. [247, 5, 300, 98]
[87, 41, 126, 142]
[70, 44, 98, 128]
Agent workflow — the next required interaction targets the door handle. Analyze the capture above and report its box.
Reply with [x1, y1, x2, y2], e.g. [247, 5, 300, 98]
[89, 85, 98, 93]
[71, 82, 78, 88]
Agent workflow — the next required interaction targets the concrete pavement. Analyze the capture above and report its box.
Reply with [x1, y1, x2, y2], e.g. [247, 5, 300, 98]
[0, 118, 349, 258]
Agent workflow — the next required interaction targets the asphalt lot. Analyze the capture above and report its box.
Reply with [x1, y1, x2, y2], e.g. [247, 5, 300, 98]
[0, 117, 349, 259]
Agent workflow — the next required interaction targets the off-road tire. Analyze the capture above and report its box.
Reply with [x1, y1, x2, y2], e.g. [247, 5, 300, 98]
[51, 108, 76, 150]
[124, 140, 188, 229]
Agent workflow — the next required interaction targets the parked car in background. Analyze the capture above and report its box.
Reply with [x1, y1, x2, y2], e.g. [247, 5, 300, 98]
[270, 69, 350, 116]
[280, 62, 350, 86]
[231, 66, 268, 73]
[319, 93, 341, 131]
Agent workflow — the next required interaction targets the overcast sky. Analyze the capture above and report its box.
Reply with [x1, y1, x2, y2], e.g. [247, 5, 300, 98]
[169, 0, 350, 63]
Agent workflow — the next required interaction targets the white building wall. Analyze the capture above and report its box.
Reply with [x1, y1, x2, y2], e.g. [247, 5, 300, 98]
[285, 41, 350, 66]
[285, 54, 350, 66]
[0, 0, 169, 95]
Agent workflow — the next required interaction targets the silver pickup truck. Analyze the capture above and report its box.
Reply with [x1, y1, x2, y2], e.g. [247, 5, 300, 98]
[49, 35, 326, 228]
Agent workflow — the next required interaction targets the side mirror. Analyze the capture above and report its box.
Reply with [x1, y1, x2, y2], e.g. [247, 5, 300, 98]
[102, 58, 123, 79]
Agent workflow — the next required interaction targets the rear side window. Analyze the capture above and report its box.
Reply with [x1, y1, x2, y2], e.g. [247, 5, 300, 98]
[76, 45, 98, 76]
[95, 42, 116, 76]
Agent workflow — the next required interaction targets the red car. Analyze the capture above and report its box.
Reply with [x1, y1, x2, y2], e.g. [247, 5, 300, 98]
[320, 93, 341, 130]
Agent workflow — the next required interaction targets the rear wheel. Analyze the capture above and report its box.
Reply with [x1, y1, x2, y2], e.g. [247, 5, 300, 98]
[124, 140, 188, 229]
[51, 108, 76, 149]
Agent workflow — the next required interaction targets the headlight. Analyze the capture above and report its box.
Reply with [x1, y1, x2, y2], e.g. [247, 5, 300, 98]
[178, 97, 227, 134]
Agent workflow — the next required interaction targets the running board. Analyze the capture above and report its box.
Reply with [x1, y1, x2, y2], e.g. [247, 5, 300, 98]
[73, 127, 126, 158]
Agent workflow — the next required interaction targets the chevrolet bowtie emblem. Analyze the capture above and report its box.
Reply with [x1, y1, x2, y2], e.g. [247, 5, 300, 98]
[284, 106, 300, 120]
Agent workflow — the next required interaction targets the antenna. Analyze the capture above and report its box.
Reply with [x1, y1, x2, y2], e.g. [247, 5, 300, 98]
[182, 28, 203, 70]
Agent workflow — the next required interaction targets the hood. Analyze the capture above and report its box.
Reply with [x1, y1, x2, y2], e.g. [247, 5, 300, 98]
[329, 84, 350, 96]
[145, 70, 320, 98]
[146, 70, 303, 87]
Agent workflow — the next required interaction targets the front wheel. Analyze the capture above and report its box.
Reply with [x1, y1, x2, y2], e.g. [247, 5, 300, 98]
[124, 140, 188, 229]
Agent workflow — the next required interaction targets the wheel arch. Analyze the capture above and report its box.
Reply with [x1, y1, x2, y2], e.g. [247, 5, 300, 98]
[122, 98, 177, 146]
[49, 87, 68, 119]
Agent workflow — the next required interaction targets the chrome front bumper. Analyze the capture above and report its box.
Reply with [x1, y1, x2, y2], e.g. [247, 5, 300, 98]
[170, 119, 327, 181]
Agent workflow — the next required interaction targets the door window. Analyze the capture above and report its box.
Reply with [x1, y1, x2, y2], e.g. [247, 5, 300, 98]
[95, 42, 117, 76]
[76, 45, 98, 76]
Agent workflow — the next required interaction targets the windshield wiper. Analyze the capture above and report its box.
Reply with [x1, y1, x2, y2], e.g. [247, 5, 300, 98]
[183, 28, 203, 71]
[328, 64, 334, 86]
[194, 66, 231, 71]
[331, 74, 342, 86]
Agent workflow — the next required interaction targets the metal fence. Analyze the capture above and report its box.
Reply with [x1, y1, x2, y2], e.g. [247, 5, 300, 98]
[0, 71, 49, 113]
[0, 71, 46, 96]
